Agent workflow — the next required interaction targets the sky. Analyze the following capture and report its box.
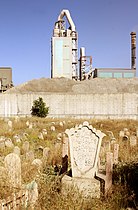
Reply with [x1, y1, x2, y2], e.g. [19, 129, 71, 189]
[0, 0, 138, 85]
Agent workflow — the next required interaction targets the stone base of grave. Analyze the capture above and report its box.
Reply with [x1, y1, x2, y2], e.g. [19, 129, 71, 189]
[62, 175, 100, 198]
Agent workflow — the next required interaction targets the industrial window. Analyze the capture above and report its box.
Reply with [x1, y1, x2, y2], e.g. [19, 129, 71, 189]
[123, 73, 134, 78]
[114, 73, 122, 78]
[98, 72, 112, 78]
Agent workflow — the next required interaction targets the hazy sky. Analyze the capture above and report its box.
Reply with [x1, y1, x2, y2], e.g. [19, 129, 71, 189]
[0, 0, 138, 85]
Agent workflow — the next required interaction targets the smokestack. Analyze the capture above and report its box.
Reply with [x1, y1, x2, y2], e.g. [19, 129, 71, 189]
[130, 32, 136, 69]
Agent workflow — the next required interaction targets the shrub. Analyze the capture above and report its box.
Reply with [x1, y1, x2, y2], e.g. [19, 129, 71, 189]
[31, 97, 49, 118]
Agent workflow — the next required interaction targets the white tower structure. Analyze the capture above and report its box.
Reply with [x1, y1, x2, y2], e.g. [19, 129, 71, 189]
[51, 10, 78, 79]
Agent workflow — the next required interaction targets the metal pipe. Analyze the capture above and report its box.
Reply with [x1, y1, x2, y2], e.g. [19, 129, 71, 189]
[130, 32, 136, 69]
[58, 10, 76, 31]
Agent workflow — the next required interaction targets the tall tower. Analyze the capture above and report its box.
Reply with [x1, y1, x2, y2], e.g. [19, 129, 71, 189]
[51, 10, 78, 79]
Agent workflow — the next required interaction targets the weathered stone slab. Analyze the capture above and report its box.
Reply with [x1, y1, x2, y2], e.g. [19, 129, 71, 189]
[43, 147, 50, 159]
[65, 121, 106, 178]
[130, 135, 137, 147]
[4, 153, 21, 188]
[5, 138, 14, 148]
[26, 150, 34, 162]
[13, 146, 21, 156]
[22, 141, 30, 154]
[62, 175, 100, 198]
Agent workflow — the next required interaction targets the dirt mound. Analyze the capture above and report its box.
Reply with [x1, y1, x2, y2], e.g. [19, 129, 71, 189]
[6, 77, 138, 94]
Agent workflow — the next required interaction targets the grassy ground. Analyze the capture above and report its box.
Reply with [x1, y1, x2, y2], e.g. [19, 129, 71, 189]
[0, 117, 138, 209]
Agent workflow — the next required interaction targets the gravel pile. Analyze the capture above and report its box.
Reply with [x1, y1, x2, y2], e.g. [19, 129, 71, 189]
[6, 77, 138, 94]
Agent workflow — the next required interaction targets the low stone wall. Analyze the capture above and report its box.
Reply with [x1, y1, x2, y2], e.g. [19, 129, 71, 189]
[0, 92, 137, 119]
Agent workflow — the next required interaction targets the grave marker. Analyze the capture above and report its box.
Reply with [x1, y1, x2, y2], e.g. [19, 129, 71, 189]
[130, 135, 137, 147]
[22, 141, 30, 154]
[4, 153, 21, 188]
[65, 121, 106, 178]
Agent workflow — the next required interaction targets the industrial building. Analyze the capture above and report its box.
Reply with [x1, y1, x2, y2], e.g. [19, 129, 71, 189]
[51, 10, 136, 80]
[0, 67, 13, 92]
[51, 10, 78, 79]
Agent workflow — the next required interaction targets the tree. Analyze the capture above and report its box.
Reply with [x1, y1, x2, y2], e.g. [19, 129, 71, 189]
[31, 97, 49, 118]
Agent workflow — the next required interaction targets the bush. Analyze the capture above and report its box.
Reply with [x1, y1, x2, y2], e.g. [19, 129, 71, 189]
[31, 97, 49, 118]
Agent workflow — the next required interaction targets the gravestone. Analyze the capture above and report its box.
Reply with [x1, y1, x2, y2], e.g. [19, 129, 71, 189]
[22, 141, 30, 154]
[26, 150, 34, 162]
[63, 121, 106, 198]
[38, 132, 44, 140]
[32, 159, 43, 171]
[51, 126, 55, 131]
[43, 147, 50, 159]
[119, 130, 125, 137]
[8, 120, 13, 131]
[4, 153, 21, 188]
[65, 121, 106, 178]
[42, 129, 47, 136]
[130, 135, 137, 147]
[136, 128, 138, 138]
[5, 138, 14, 148]
[13, 134, 21, 143]
[26, 180, 38, 208]
[113, 144, 119, 164]
[0, 136, 6, 148]
[13, 146, 21, 156]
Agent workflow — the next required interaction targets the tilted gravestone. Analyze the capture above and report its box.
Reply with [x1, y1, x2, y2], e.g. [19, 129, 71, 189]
[65, 121, 106, 178]
[63, 121, 106, 198]
[4, 153, 21, 188]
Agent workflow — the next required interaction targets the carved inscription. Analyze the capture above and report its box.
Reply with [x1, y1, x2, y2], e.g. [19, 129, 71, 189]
[71, 126, 99, 174]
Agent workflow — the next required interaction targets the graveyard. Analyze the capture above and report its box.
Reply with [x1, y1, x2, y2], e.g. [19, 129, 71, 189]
[0, 116, 138, 209]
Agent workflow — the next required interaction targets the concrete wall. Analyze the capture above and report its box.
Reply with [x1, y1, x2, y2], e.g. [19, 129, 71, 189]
[0, 93, 137, 119]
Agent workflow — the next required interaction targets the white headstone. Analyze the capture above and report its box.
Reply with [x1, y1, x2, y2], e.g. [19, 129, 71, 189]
[0, 136, 6, 148]
[5, 138, 14, 148]
[136, 129, 138, 138]
[8, 120, 12, 131]
[13, 134, 21, 143]
[130, 135, 137, 147]
[51, 126, 55, 131]
[65, 122, 106, 178]
[42, 129, 47, 136]
[32, 159, 43, 171]
[22, 141, 30, 154]
[13, 146, 21, 156]
[43, 147, 50, 159]
[4, 153, 21, 188]
[59, 121, 64, 127]
[38, 132, 44, 140]
[119, 130, 124, 137]
[26, 120, 30, 127]
[26, 150, 34, 162]
[29, 123, 33, 129]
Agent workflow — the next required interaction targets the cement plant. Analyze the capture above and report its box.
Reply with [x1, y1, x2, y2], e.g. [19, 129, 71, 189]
[0, 9, 137, 119]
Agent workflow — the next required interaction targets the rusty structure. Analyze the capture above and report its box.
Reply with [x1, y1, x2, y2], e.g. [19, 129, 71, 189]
[131, 32, 136, 70]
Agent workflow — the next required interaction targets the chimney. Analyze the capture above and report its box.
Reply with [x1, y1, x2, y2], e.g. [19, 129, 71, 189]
[130, 32, 136, 69]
